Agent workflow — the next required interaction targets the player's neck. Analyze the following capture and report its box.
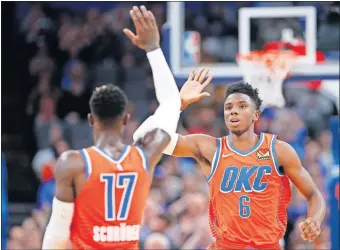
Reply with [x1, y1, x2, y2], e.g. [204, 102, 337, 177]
[94, 130, 124, 147]
[228, 130, 259, 149]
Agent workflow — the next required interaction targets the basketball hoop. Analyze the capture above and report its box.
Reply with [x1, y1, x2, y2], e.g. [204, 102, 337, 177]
[237, 50, 298, 109]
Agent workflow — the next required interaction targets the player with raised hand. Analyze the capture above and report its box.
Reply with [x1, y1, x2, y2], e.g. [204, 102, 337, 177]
[134, 76, 326, 249]
[42, 5, 187, 249]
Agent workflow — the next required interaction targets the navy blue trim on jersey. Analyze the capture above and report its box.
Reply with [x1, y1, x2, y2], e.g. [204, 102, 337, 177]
[227, 133, 264, 156]
[94, 145, 129, 163]
[80, 149, 90, 179]
[135, 146, 149, 172]
[270, 135, 284, 176]
[206, 138, 222, 182]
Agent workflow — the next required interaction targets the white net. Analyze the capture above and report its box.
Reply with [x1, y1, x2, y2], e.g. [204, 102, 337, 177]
[237, 50, 297, 109]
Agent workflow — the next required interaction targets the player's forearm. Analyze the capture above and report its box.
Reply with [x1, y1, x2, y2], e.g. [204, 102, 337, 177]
[306, 190, 326, 223]
[42, 198, 74, 249]
[146, 48, 181, 109]
[133, 49, 181, 142]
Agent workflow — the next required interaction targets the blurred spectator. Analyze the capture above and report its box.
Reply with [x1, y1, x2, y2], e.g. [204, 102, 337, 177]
[303, 139, 328, 177]
[35, 96, 59, 127]
[318, 130, 336, 169]
[36, 139, 70, 209]
[37, 174, 55, 210]
[29, 46, 55, 78]
[7, 209, 50, 249]
[293, 88, 337, 138]
[26, 71, 58, 118]
[32, 124, 63, 179]
[144, 233, 171, 250]
[8, 226, 26, 249]
[270, 108, 306, 158]
[143, 213, 178, 250]
[56, 63, 92, 122]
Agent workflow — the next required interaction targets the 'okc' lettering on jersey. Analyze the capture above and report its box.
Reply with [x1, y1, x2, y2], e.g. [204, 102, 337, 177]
[220, 165, 272, 193]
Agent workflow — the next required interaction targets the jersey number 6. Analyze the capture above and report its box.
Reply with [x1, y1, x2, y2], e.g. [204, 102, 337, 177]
[239, 195, 251, 218]
[100, 173, 138, 221]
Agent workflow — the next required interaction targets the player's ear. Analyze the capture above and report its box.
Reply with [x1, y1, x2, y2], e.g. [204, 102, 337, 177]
[88, 113, 94, 127]
[253, 110, 260, 123]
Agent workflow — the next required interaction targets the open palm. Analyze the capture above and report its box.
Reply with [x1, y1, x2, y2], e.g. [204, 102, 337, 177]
[123, 6, 160, 52]
[180, 68, 213, 110]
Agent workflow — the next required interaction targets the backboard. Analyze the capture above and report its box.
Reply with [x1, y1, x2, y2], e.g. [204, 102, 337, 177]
[163, 2, 339, 84]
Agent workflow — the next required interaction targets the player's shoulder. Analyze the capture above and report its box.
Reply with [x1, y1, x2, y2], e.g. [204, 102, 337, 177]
[56, 150, 85, 175]
[263, 133, 293, 151]
[59, 150, 83, 163]
[273, 139, 300, 164]
[274, 139, 295, 152]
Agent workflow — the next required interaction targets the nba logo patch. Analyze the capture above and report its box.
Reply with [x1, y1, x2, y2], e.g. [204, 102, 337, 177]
[183, 31, 201, 66]
[257, 148, 270, 160]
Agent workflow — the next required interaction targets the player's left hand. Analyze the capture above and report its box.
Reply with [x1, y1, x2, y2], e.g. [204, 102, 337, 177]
[179, 68, 213, 111]
[299, 217, 321, 242]
[123, 6, 160, 52]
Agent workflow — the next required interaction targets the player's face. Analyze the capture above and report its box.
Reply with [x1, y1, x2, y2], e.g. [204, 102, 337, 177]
[224, 93, 259, 136]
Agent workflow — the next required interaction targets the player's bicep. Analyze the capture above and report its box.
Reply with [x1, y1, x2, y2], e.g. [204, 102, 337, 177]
[286, 163, 319, 199]
[276, 141, 318, 199]
[54, 152, 78, 203]
[172, 134, 202, 158]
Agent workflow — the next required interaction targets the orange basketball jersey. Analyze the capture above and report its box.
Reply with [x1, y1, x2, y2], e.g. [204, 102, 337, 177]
[70, 145, 150, 249]
[207, 133, 291, 249]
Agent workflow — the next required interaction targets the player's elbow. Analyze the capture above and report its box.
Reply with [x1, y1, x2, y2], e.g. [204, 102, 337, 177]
[307, 188, 325, 204]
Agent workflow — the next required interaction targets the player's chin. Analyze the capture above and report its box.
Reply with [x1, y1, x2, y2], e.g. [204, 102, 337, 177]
[228, 127, 244, 136]
[227, 121, 242, 129]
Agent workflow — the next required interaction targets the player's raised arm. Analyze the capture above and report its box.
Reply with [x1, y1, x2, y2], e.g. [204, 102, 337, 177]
[168, 68, 216, 159]
[124, 5, 181, 170]
[276, 140, 326, 242]
[42, 151, 83, 249]
[134, 68, 215, 160]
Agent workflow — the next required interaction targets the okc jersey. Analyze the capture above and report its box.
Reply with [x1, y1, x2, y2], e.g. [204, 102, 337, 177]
[207, 133, 291, 249]
[70, 145, 150, 249]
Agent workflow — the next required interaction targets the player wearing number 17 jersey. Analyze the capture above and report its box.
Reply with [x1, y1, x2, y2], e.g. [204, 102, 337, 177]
[42, 6, 183, 249]
[134, 78, 327, 249]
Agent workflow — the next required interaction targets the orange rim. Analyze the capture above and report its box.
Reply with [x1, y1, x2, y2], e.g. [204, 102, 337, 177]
[237, 50, 298, 72]
[237, 50, 297, 60]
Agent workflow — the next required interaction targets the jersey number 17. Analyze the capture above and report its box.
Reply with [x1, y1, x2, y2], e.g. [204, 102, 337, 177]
[100, 173, 138, 221]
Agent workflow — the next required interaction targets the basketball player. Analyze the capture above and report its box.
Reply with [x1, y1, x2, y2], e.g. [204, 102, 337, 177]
[41, 6, 197, 249]
[134, 74, 326, 249]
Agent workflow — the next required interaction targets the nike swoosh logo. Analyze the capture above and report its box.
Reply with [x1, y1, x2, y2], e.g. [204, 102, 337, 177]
[222, 153, 234, 158]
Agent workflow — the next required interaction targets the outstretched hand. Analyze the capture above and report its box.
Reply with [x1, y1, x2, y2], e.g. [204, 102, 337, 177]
[180, 68, 213, 111]
[123, 6, 160, 52]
